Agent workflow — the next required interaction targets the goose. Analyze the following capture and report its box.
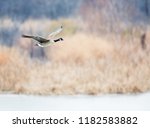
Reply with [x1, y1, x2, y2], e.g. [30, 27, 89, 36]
[22, 26, 63, 47]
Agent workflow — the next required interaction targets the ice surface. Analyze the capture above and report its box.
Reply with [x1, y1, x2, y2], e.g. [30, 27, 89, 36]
[0, 93, 150, 111]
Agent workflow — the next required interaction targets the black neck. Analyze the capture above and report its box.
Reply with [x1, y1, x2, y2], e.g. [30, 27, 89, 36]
[54, 38, 63, 42]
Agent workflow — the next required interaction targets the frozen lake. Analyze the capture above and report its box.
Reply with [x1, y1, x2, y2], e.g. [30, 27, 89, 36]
[0, 93, 150, 111]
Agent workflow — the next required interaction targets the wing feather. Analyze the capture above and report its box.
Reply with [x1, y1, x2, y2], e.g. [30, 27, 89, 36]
[48, 26, 63, 39]
[22, 35, 49, 43]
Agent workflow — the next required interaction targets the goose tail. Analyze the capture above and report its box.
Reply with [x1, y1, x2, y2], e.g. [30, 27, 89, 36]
[22, 35, 34, 38]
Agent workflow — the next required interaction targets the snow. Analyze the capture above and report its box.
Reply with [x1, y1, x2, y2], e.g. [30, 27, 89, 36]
[0, 93, 150, 111]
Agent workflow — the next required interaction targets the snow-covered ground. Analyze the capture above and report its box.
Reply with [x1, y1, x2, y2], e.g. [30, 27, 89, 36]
[0, 93, 150, 111]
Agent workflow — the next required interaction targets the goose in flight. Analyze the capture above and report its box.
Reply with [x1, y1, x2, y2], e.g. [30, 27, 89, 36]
[22, 26, 63, 47]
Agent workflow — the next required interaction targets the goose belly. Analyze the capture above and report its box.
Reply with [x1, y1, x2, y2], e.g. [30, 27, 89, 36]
[39, 41, 54, 47]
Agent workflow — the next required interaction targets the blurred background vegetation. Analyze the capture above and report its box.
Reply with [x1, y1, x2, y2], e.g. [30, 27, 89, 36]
[0, 0, 150, 46]
[0, 0, 150, 95]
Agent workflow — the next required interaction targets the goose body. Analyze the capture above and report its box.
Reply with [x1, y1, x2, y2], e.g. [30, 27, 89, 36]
[22, 26, 63, 47]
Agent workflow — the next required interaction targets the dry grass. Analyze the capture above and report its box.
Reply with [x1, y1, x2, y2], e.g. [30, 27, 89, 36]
[45, 33, 114, 63]
[0, 33, 150, 95]
[0, 46, 29, 92]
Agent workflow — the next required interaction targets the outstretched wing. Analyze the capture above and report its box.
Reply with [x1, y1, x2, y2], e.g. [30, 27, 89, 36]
[33, 36, 49, 43]
[22, 35, 49, 43]
[48, 26, 63, 39]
